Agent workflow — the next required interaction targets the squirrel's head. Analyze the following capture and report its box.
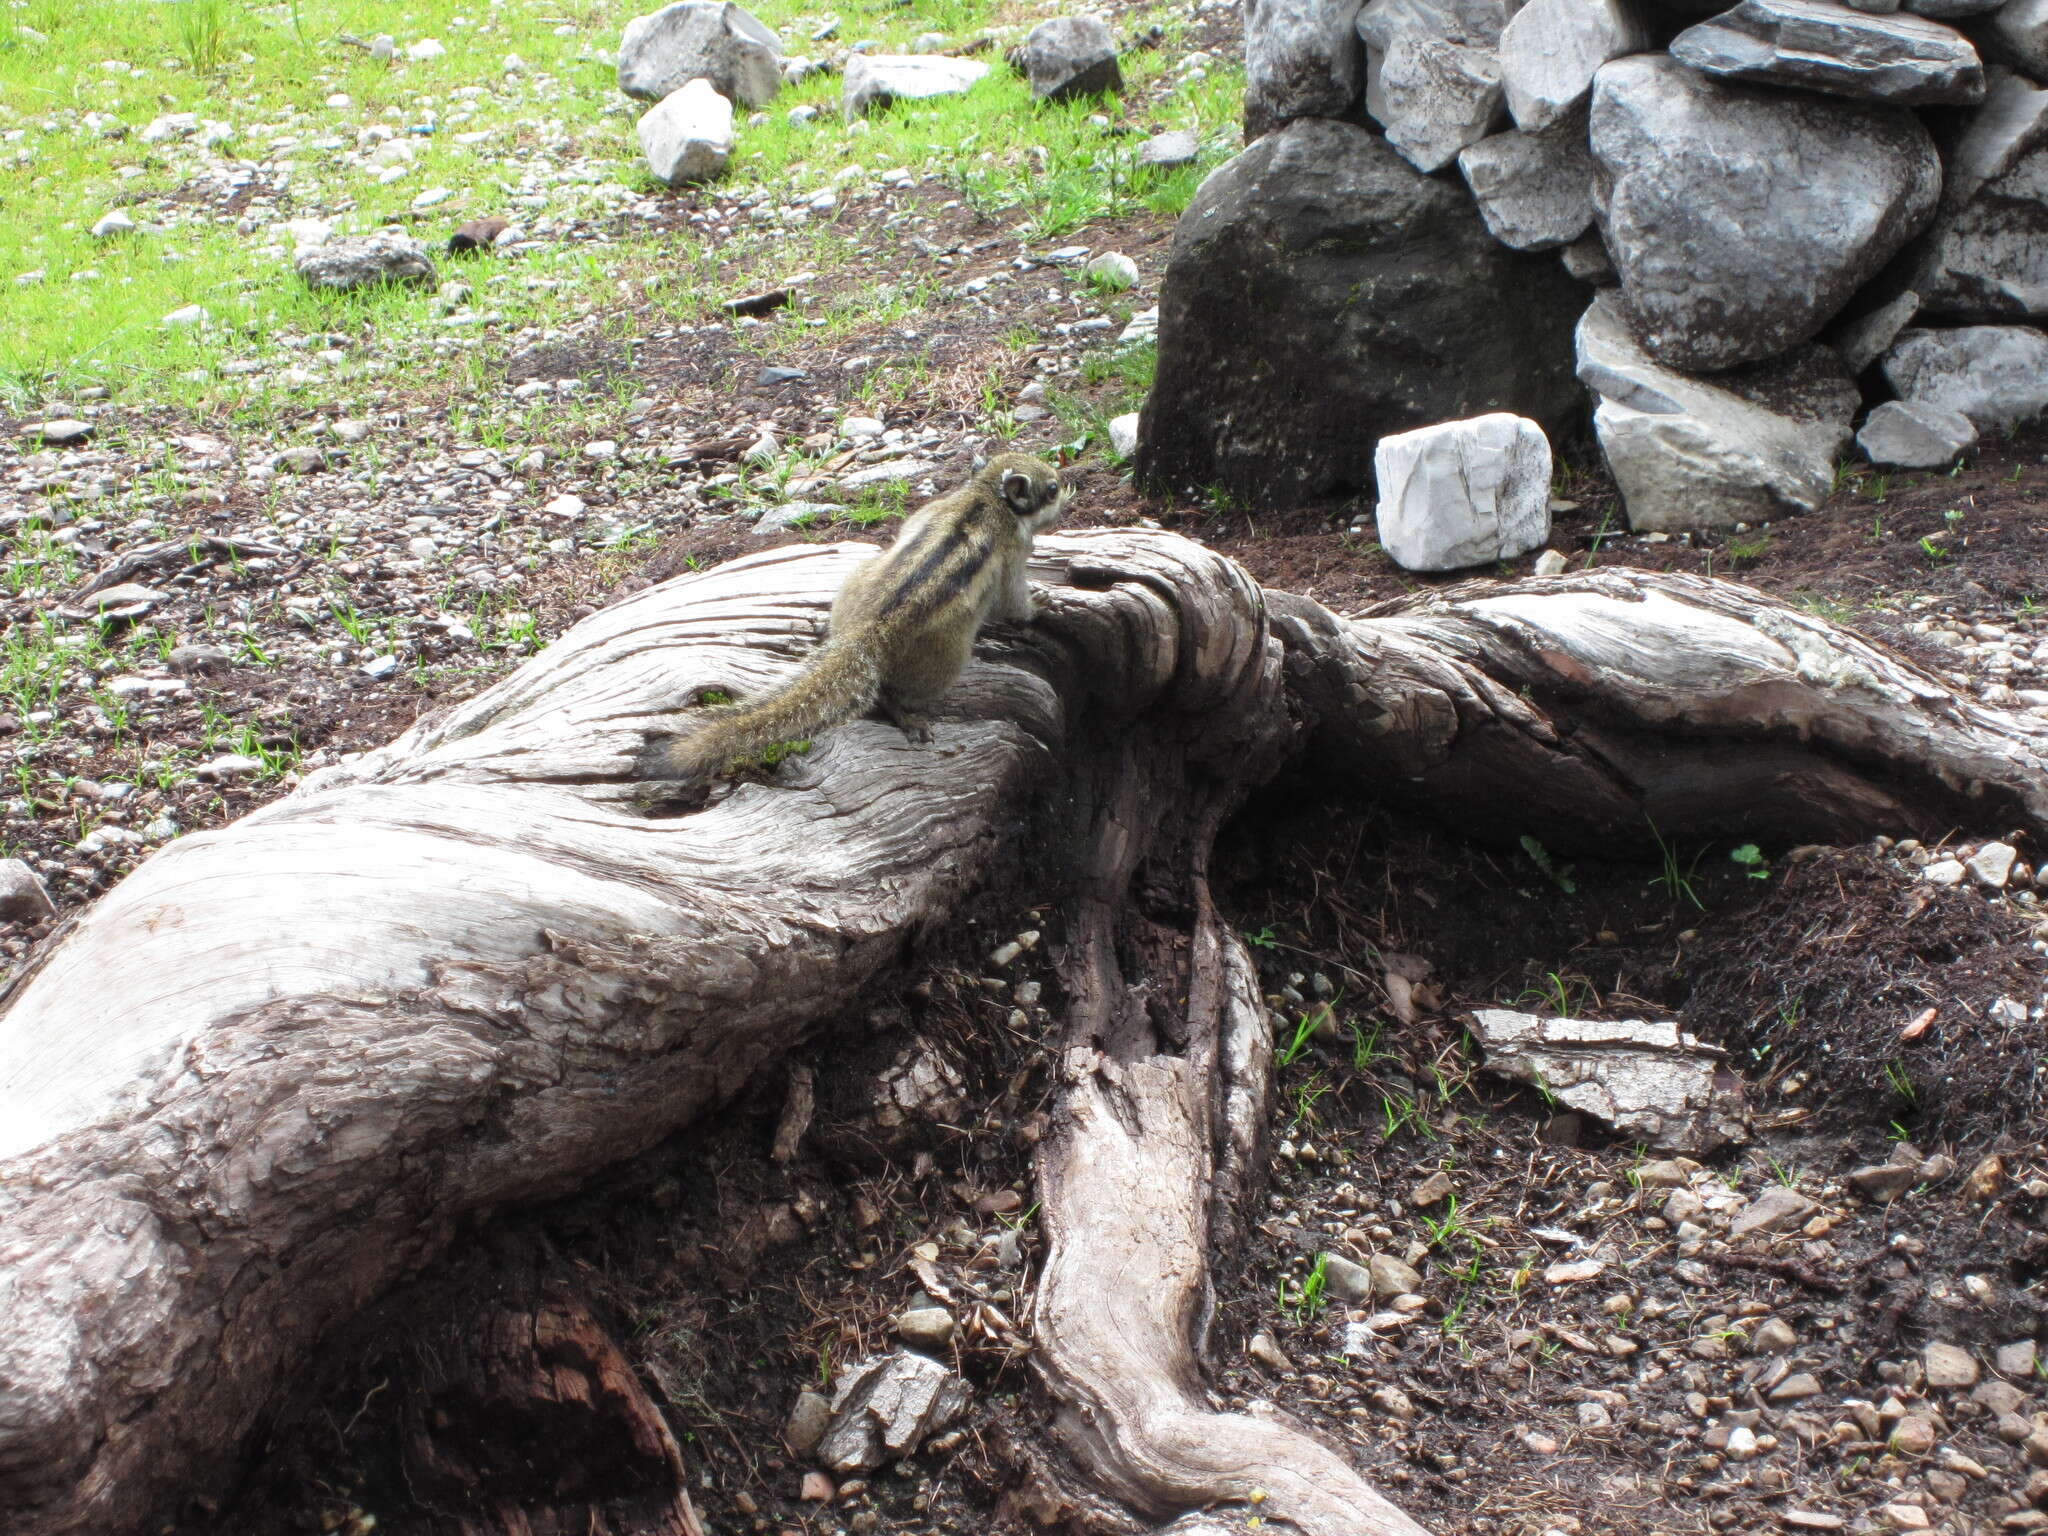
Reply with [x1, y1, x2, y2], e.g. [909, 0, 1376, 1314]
[985, 453, 1069, 532]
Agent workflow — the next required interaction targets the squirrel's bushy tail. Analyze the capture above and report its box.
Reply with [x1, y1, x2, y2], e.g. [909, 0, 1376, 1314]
[642, 633, 885, 782]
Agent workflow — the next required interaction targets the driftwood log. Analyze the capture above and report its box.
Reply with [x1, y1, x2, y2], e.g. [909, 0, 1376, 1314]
[1, 530, 2043, 1536]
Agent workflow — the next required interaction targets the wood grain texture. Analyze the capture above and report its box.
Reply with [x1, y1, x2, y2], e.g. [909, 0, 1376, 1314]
[2, 532, 2040, 1535]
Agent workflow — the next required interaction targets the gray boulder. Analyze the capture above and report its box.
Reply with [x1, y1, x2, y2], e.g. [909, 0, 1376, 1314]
[294, 233, 437, 292]
[1881, 325, 2048, 430]
[1669, 0, 1985, 105]
[1458, 124, 1595, 250]
[842, 54, 989, 117]
[1909, 72, 2048, 321]
[1134, 118, 1587, 510]
[1018, 16, 1121, 101]
[1501, 0, 1647, 132]
[1983, 0, 2048, 77]
[1245, 0, 1365, 136]
[637, 79, 735, 185]
[617, 1, 783, 108]
[1577, 293, 1859, 531]
[1831, 290, 1921, 372]
[1590, 53, 1940, 370]
[1856, 400, 1978, 466]
[1373, 412, 1553, 571]
[1379, 35, 1504, 171]
[1357, 0, 1513, 125]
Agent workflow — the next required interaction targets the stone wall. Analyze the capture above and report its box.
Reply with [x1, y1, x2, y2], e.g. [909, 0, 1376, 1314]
[1138, 0, 2048, 526]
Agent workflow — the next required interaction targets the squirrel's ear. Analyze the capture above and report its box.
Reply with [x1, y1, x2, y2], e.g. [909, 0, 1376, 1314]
[1002, 469, 1037, 513]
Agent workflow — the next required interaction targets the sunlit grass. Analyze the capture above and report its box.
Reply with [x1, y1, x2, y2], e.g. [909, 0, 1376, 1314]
[0, 0, 1241, 409]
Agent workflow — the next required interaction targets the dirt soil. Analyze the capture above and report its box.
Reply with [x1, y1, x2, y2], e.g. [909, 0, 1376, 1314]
[9, 5, 2048, 1530]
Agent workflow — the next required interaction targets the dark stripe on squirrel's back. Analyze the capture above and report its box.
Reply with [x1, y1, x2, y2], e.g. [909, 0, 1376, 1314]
[880, 518, 979, 615]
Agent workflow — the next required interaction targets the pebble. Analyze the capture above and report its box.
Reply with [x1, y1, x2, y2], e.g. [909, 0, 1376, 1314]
[1769, 1372, 1823, 1401]
[90, 209, 136, 238]
[785, 1389, 831, 1454]
[1411, 1170, 1455, 1207]
[545, 494, 587, 518]
[194, 754, 262, 781]
[1370, 1254, 1423, 1296]
[1968, 841, 2018, 889]
[894, 1304, 954, 1348]
[1321, 1253, 1374, 1302]
[1750, 1317, 1798, 1355]
[1923, 1341, 1980, 1389]
[0, 858, 57, 924]
[1248, 1331, 1291, 1371]
[582, 440, 618, 461]
[28, 418, 92, 444]
[1998, 1340, 2039, 1377]
[1921, 857, 1967, 886]
[1728, 1186, 1816, 1238]
[1545, 1258, 1606, 1285]
[161, 303, 210, 328]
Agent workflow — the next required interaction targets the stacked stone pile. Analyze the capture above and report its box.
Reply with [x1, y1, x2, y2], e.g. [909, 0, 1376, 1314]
[1139, 0, 2048, 534]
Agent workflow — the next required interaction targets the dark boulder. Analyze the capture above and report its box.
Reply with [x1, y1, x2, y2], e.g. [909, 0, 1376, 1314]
[1134, 118, 1587, 510]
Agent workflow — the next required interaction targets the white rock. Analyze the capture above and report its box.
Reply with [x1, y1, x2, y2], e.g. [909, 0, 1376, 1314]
[1379, 34, 1503, 172]
[1458, 123, 1594, 250]
[839, 458, 938, 493]
[1138, 128, 1201, 167]
[841, 416, 885, 439]
[1373, 412, 1552, 572]
[617, 0, 784, 108]
[1471, 1006, 1747, 1152]
[1534, 548, 1568, 576]
[1856, 400, 1977, 467]
[405, 38, 446, 61]
[282, 216, 334, 250]
[841, 54, 988, 118]
[1108, 411, 1141, 458]
[1922, 857, 1967, 885]
[161, 304, 210, 328]
[582, 439, 620, 461]
[1577, 294, 1859, 532]
[546, 493, 587, 517]
[139, 112, 197, 143]
[1882, 325, 2048, 431]
[90, 209, 136, 239]
[1086, 250, 1140, 289]
[1968, 841, 2017, 888]
[637, 78, 735, 185]
[1500, 0, 1646, 132]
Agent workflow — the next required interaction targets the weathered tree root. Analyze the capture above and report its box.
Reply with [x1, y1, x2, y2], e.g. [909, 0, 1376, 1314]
[1, 533, 2040, 1535]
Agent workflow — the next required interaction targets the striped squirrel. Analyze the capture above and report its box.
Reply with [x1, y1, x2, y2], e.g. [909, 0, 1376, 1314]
[640, 453, 1068, 785]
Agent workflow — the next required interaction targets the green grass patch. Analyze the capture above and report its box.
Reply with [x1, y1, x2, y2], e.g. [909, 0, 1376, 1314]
[0, 0, 1241, 409]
